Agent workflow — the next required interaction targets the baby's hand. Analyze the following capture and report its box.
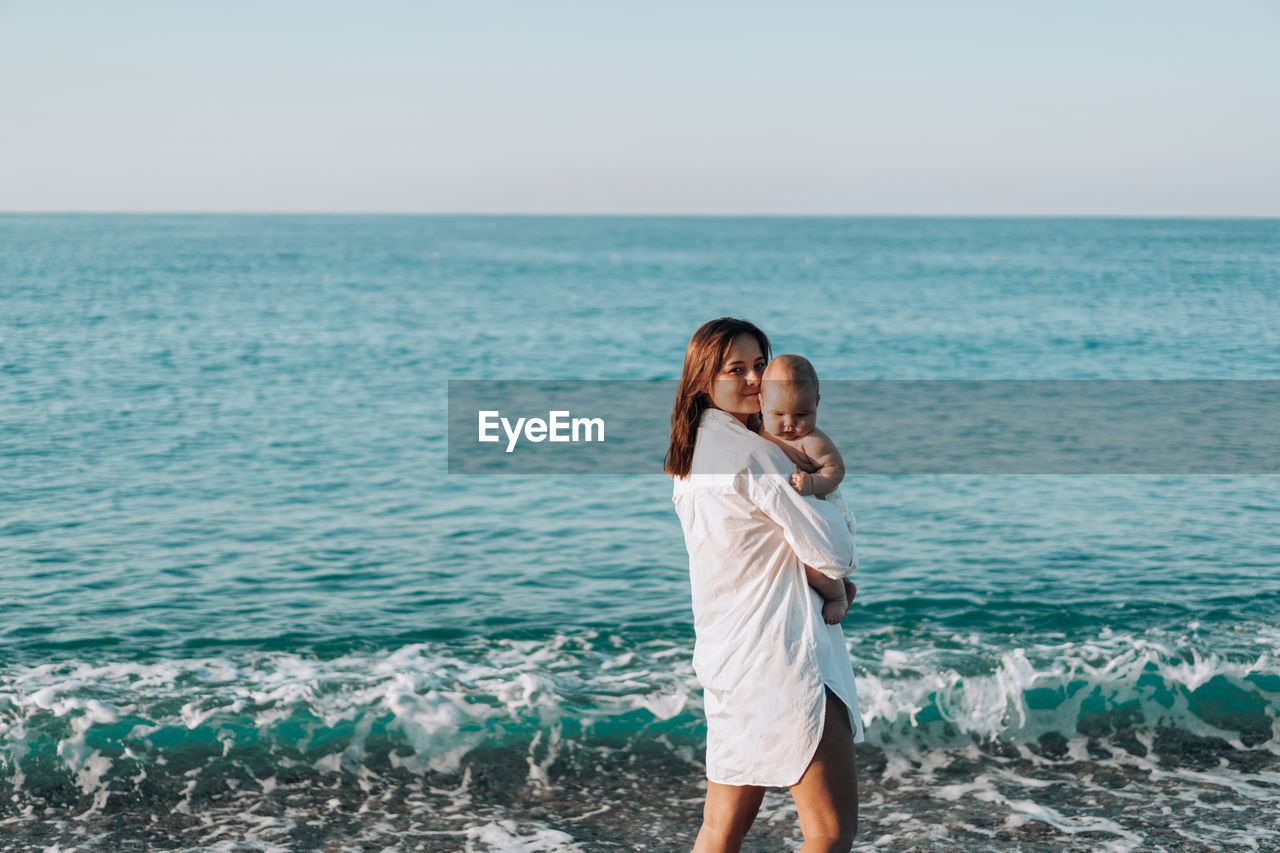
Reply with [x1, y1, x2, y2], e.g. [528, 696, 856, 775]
[791, 472, 813, 495]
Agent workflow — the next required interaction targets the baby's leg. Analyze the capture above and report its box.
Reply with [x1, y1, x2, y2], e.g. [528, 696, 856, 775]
[821, 597, 847, 625]
[805, 565, 849, 625]
[819, 578, 858, 624]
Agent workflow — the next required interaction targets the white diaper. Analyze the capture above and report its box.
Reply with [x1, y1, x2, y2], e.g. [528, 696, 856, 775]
[823, 487, 857, 537]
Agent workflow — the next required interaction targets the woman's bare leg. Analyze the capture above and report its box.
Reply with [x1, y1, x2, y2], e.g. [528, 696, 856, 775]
[789, 691, 859, 853]
[692, 781, 766, 853]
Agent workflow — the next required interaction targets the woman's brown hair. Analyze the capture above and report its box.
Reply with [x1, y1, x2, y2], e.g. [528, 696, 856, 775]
[664, 317, 771, 478]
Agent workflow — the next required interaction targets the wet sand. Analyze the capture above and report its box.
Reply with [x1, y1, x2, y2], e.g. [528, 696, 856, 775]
[5, 729, 1278, 852]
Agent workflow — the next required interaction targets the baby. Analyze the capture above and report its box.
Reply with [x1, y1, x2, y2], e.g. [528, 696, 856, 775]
[758, 354, 857, 625]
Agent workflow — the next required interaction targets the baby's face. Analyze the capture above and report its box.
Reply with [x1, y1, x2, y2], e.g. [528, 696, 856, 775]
[760, 383, 819, 440]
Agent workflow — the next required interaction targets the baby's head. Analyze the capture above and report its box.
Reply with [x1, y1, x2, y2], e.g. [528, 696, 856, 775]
[760, 354, 821, 439]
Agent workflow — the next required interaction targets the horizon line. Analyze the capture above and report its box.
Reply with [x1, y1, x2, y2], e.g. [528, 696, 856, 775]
[2, 210, 1279, 220]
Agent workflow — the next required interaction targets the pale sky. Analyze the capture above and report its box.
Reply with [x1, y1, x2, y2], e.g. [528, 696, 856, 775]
[2, 0, 1278, 215]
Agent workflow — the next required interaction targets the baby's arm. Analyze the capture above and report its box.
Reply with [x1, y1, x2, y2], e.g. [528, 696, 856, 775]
[759, 430, 820, 474]
[790, 429, 845, 497]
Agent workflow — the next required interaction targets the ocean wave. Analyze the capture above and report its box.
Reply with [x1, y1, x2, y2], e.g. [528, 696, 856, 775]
[1, 628, 1276, 814]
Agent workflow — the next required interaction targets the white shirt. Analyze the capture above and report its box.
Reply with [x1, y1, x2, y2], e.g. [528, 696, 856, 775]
[672, 407, 865, 787]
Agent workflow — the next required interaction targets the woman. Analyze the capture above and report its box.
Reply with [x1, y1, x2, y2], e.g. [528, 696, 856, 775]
[666, 317, 863, 853]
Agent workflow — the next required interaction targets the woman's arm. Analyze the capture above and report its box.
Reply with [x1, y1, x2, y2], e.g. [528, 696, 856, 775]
[744, 451, 857, 580]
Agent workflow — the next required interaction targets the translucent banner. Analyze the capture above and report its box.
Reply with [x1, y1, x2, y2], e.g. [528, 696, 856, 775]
[447, 380, 1280, 474]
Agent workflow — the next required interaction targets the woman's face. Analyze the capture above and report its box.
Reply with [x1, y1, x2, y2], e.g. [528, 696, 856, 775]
[708, 333, 766, 424]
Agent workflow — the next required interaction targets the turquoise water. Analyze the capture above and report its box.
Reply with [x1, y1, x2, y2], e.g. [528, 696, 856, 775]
[3, 215, 1279, 851]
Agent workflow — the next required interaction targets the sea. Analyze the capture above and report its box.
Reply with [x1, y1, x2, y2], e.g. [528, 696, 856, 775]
[2, 214, 1279, 852]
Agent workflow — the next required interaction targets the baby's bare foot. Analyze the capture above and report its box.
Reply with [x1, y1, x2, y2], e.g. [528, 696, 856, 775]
[822, 598, 845, 624]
